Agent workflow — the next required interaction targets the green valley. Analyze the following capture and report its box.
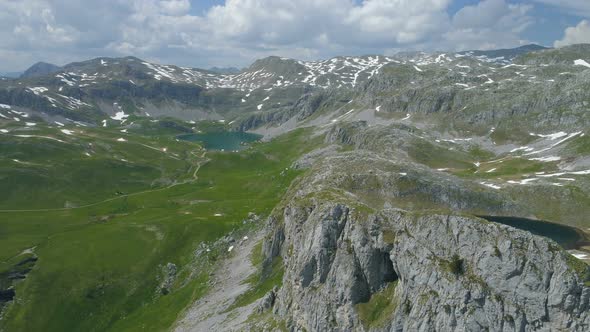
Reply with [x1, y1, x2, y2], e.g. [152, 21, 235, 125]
[0, 122, 318, 331]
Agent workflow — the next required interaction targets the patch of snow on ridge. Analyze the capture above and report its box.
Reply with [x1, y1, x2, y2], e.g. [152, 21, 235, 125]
[529, 156, 561, 162]
[61, 129, 74, 135]
[507, 178, 539, 185]
[0, 103, 10, 109]
[525, 132, 582, 156]
[574, 59, 590, 68]
[413, 65, 423, 72]
[530, 132, 568, 140]
[480, 182, 501, 189]
[536, 169, 590, 178]
[572, 253, 588, 259]
[28, 87, 48, 95]
[111, 111, 129, 121]
[510, 146, 534, 153]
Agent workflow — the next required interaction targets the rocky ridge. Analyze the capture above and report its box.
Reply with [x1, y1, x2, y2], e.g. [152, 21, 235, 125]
[260, 201, 589, 331]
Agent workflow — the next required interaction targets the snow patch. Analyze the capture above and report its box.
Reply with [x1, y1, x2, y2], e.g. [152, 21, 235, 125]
[28, 87, 48, 95]
[507, 178, 539, 185]
[530, 131, 567, 140]
[574, 59, 590, 69]
[111, 111, 129, 121]
[529, 156, 561, 162]
[572, 253, 589, 260]
[510, 146, 534, 153]
[480, 182, 501, 189]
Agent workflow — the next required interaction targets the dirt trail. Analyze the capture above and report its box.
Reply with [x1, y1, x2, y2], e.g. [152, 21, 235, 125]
[174, 231, 263, 332]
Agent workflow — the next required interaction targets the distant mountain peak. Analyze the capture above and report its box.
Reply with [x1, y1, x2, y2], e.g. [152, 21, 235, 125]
[456, 44, 549, 64]
[21, 62, 62, 79]
[208, 66, 241, 74]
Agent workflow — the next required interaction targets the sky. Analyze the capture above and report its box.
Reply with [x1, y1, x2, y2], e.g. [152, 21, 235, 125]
[1, 0, 589, 72]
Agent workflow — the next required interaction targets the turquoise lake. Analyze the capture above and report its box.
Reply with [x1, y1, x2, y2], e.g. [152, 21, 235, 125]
[177, 131, 262, 151]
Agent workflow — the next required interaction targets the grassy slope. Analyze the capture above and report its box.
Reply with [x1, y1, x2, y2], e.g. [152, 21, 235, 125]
[0, 122, 318, 332]
[0, 124, 195, 209]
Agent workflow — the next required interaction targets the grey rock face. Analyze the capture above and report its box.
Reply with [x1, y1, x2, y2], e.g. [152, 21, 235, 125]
[160, 262, 178, 294]
[256, 287, 278, 314]
[264, 202, 589, 331]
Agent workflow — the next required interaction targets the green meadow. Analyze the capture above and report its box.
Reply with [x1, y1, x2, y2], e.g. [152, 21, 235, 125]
[0, 122, 318, 332]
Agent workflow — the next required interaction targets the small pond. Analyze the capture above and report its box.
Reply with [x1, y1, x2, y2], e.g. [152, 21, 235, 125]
[177, 131, 262, 151]
[480, 215, 588, 250]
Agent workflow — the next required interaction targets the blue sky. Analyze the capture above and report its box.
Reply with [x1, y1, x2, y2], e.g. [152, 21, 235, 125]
[1, 0, 589, 72]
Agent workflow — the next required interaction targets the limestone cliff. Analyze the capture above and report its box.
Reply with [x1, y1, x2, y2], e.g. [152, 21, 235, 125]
[262, 202, 590, 331]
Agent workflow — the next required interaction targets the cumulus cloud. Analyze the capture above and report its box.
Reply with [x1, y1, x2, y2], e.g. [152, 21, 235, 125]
[106, 0, 457, 66]
[0, 0, 538, 72]
[443, 0, 533, 51]
[158, 0, 191, 16]
[554, 20, 590, 47]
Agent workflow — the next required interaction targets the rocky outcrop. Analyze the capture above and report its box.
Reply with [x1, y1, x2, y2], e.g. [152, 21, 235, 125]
[263, 202, 590, 331]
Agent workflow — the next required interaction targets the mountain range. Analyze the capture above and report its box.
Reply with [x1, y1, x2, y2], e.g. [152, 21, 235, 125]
[1, 44, 589, 331]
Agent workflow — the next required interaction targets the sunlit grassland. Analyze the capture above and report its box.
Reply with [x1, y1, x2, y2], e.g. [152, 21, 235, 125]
[0, 122, 320, 332]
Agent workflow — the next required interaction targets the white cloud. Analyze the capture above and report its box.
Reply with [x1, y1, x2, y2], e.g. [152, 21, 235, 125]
[554, 20, 590, 47]
[108, 0, 456, 65]
[1, 0, 80, 49]
[443, 0, 534, 51]
[158, 0, 190, 16]
[344, 0, 451, 45]
[0, 0, 538, 72]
